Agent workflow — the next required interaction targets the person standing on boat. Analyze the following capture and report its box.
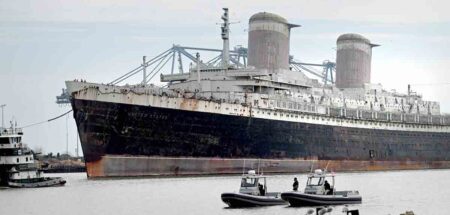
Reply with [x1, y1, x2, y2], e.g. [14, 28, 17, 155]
[258, 183, 265, 196]
[293, 177, 299, 191]
[324, 180, 331, 195]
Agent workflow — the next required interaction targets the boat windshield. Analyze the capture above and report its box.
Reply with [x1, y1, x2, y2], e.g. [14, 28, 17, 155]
[241, 178, 258, 187]
[0, 137, 9, 144]
[307, 177, 324, 186]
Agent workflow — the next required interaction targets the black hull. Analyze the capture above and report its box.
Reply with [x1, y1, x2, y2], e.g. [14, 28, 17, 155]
[221, 193, 286, 207]
[71, 98, 450, 177]
[73, 98, 450, 162]
[281, 192, 362, 207]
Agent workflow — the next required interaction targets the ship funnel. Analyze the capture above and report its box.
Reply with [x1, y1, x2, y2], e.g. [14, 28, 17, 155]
[335, 33, 378, 88]
[247, 12, 299, 72]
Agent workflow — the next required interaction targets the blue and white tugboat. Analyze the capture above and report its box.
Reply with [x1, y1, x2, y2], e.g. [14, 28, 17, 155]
[221, 170, 286, 208]
[281, 169, 361, 206]
[0, 125, 66, 188]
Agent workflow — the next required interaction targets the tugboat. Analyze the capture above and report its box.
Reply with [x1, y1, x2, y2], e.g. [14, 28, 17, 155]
[0, 124, 66, 188]
[221, 170, 287, 208]
[281, 169, 361, 206]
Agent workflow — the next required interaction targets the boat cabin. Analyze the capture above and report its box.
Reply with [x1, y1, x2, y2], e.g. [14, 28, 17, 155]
[304, 169, 335, 195]
[0, 134, 23, 149]
[239, 170, 267, 196]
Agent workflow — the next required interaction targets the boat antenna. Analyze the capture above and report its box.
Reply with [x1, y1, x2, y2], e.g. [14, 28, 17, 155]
[257, 159, 261, 174]
[325, 161, 331, 172]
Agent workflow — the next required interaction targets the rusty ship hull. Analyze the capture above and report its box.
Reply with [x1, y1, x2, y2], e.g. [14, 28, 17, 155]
[72, 96, 450, 178]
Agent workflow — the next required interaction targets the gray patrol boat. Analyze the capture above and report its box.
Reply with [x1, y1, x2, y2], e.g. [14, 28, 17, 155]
[221, 170, 286, 207]
[281, 169, 361, 206]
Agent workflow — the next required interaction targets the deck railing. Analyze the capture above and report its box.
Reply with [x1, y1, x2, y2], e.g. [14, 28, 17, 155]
[0, 128, 23, 136]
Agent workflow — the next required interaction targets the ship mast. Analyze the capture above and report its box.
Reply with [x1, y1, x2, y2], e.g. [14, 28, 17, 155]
[221, 8, 230, 68]
[0, 104, 5, 129]
[142, 56, 147, 85]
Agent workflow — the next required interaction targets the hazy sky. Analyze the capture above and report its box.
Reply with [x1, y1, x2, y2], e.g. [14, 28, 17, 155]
[1, 0, 450, 154]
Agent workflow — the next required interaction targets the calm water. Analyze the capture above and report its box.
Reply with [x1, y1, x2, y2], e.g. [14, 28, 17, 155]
[1, 170, 449, 215]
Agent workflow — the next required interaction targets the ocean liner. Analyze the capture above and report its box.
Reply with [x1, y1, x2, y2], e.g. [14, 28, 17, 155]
[63, 9, 450, 178]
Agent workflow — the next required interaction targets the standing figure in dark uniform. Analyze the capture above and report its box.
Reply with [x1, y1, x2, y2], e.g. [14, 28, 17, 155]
[258, 183, 265, 196]
[324, 180, 331, 195]
[293, 177, 299, 191]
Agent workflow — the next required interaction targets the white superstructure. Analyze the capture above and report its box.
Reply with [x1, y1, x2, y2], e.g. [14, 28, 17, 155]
[1, 126, 66, 187]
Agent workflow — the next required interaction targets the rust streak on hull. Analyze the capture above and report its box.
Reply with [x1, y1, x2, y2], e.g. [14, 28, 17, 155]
[85, 159, 105, 177]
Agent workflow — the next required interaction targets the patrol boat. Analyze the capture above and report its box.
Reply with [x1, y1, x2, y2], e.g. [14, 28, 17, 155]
[281, 169, 361, 206]
[0, 125, 66, 188]
[221, 170, 286, 207]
